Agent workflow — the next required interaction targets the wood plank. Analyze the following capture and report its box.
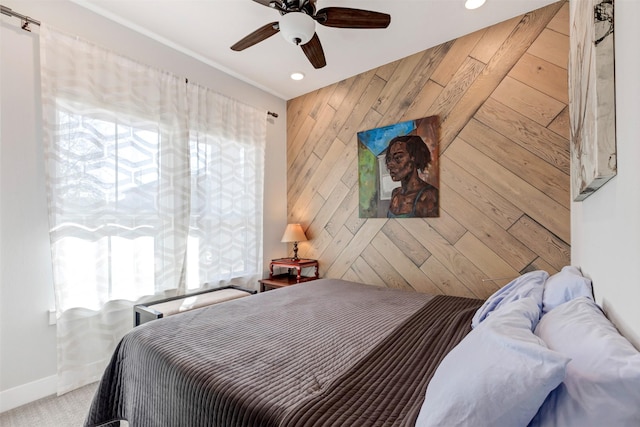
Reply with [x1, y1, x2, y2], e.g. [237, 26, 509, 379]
[469, 15, 521, 64]
[290, 192, 325, 232]
[317, 139, 357, 200]
[289, 104, 337, 182]
[454, 232, 519, 290]
[360, 245, 414, 291]
[400, 79, 443, 122]
[427, 56, 486, 121]
[509, 215, 571, 269]
[323, 219, 384, 279]
[374, 59, 401, 83]
[306, 84, 336, 122]
[291, 138, 345, 217]
[308, 180, 349, 238]
[316, 226, 352, 271]
[447, 139, 570, 243]
[351, 107, 384, 143]
[287, 90, 319, 142]
[509, 53, 568, 103]
[343, 203, 367, 235]
[459, 118, 570, 209]
[325, 185, 358, 237]
[349, 256, 386, 287]
[286, 95, 303, 134]
[337, 75, 386, 144]
[327, 75, 357, 110]
[426, 211, 467, 246]
[547, 1, 569, 36]
[525, 256, 561, 276]
[288, 153, 320, 212]
[399, 220, 494, 299]
[371, 50, 427, 116]
[287, 114, 316, 184]
[325, 69, 378, 156]
[382, 220, 431, 266]
[528, 28, 569, 69]
[420, 256, 477, 298]
[342, 267, 364, 284]
[548, 105, 570, 140]
[379, 42, 453, 125]
[439, 180, 537, 272]
[371, 232, 442, 294]
[440, 152, 523, 229]
[339, 154, 359, 192]
[302, 228, 333, 262]
[286, 95, 303, 129]
[304, 101, 337, 153]
[491, 76, 565, 127]
[439, 1, 564, 151]
[429, 28, 485, 86]
[475, 97, 570, 174]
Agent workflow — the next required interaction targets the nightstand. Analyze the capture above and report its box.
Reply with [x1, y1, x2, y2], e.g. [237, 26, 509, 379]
[259, 258, 319, 291]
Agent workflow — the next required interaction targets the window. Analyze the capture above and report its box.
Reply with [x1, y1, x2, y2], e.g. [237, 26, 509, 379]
[50, 102, 263, 311]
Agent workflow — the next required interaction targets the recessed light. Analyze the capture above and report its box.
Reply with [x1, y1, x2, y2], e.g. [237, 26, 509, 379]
[290, 72, 305, 81]
[465, 0, 486, 10]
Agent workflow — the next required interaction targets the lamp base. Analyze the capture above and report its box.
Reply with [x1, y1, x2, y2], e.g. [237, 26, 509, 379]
[292, 241, 300, 261]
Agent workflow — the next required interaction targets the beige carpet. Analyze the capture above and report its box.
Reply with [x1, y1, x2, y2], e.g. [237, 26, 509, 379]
[0, 382, 129, 427]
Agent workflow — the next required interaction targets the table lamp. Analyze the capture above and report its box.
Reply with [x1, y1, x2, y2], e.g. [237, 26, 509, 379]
[281, 223, 307, 261]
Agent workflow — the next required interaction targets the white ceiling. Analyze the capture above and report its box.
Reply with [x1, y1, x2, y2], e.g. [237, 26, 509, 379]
[71, 0, 558, 100]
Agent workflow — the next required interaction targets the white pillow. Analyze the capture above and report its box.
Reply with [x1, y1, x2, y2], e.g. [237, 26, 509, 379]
[530, 297, 640, 427]
[541, 266, 593, 314]
[471, 270, 547, 329]
[416, 297, 569, 427]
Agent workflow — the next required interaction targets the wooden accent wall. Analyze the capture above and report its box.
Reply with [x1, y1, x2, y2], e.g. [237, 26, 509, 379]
[286, 1, 570, 299]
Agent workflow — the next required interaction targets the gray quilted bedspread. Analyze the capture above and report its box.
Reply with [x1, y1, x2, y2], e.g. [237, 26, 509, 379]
[85, 278, 482, 427]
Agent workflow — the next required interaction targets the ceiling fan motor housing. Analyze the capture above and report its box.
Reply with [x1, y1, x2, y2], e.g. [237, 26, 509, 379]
[279, 12, 315, 45]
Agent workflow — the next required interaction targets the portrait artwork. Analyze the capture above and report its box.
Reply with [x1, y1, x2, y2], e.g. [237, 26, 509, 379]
[358, 116, 440, 218]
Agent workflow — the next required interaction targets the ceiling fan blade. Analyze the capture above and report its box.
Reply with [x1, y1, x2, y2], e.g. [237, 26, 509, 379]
[230, 21, 279, 51]
[315, 7, 391, 29]
[301, 33, 326, 69]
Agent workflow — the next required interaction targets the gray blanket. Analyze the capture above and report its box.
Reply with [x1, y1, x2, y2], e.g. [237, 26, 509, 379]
[85, 278, 482, 426]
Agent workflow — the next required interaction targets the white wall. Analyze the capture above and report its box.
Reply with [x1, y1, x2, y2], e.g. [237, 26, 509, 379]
[0, 0, 287, 410]
[571, 0, 640, 349]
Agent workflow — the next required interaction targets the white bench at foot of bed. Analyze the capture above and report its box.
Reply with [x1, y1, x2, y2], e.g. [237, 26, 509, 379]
[134, 287, 253, 326]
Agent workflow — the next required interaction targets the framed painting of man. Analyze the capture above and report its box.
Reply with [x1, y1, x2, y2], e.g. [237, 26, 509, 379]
[358, 116, 440, 219]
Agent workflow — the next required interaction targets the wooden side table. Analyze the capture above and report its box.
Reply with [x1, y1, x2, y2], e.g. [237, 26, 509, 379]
[259, 258, 319, 291]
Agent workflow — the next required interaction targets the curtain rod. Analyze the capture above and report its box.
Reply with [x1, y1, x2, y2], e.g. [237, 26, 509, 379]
[1, 4, 40, 30]
[1, 3, 277, 119]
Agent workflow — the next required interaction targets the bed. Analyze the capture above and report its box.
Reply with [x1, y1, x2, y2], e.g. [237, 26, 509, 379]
[85, 271, 640, 427]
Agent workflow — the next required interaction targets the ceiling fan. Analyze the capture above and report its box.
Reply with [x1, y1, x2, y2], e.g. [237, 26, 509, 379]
[230, 0, 391, 69]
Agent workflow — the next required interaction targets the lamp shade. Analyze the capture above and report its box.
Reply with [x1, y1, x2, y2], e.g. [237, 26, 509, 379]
[281, 224, 307, 243]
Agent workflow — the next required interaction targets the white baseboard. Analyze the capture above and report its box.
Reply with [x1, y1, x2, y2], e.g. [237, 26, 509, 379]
[0, 375, 57, 413]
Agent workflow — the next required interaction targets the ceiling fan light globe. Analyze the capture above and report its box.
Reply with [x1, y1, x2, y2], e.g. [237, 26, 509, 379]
[465, 0, 486, 10]
[279, 12, 315, 45]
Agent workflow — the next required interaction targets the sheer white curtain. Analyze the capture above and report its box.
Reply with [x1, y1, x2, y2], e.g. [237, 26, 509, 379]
[39, 24, 265, 394]
[186, 83, 265, 290]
